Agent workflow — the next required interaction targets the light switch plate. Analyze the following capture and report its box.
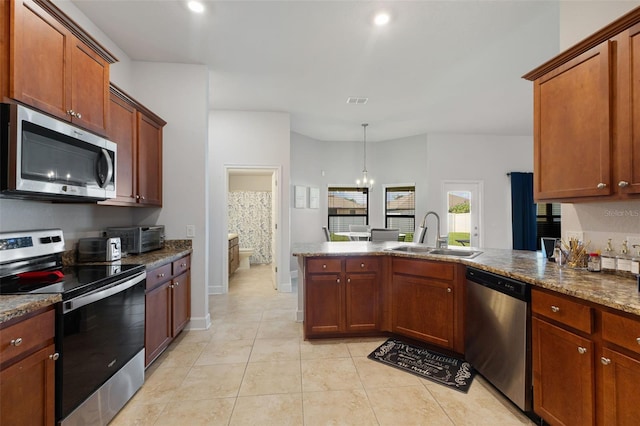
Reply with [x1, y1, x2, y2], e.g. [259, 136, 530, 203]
[566, 231, 584, 242]
[186, 225, 195, 238]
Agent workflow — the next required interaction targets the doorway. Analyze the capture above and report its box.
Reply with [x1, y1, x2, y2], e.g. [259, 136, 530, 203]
[442, 181, 483, 247]
[225, 166, 279, 293]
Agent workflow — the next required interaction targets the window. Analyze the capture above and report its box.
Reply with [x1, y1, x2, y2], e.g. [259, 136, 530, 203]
[385, 186, 415, 238]
[536, 203, 561, 249]
[327, 187, 368, 232]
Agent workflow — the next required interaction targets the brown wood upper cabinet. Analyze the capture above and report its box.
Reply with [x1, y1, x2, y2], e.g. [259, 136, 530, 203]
[523, 7, 640, 201]
[102, 85, 165, 207]
[5, 0, 117, 136]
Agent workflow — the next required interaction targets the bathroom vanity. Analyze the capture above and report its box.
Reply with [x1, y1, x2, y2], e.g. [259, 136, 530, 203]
[229, 234, 239, 275]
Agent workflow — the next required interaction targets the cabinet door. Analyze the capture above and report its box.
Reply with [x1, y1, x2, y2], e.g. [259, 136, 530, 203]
[137, 112, 163, 206]
[106, 92, 137, 204]
[11, 0, 71, 119]
[345, 273, 379, 332]
[304, 273, 343, 336]
[171, 271, 191, 337]
[600, 348, 640, 426]
[617, 24, 640, 195]
[532, 317, 595, 426]
[0, 344, 56, 425]
[145, 281, 172, 366]
[69, 38, 109, 135]
[534, 41, 612, 200]
[391, 274, 454, 348]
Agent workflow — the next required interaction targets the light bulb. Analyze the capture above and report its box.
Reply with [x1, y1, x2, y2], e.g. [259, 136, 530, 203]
[374, 12, 390, 26]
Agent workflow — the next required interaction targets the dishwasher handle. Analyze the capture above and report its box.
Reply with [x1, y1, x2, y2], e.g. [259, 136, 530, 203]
[466, 267, 530, 302]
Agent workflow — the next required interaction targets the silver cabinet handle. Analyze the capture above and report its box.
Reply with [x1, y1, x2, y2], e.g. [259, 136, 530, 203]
[447, 288, 452, 293]
[551, 305, 560, 313]
[336, 278, 340, 283]
[175, 281, 180, 286]
[157, 273, 165, 278]
[10, 338, 23, 346]
[601, 357, 611, 365]
[322, 264, 327, 269]
[67, 109, 76, 117]
[75, 112, 82, 119]
[618, 181, 630, 188]
[578, 347, 587, 355]
[49, 353, 60, 361]
[636, 337, 640, 345]
[347, 278, 351, 283]
[360, 263, 365, 268]
[597, 182, 607, 189]
[181, 263, 187, 267]
[136, 195, 141, 200]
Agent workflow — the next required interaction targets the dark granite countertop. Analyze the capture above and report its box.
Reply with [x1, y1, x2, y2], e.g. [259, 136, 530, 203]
[1, 240, 192, 325]
[292, 241, 640, 317]
[0, 294, 61, 325]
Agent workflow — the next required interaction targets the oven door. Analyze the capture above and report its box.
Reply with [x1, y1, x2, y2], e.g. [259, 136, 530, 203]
[57, 272, 145, 422]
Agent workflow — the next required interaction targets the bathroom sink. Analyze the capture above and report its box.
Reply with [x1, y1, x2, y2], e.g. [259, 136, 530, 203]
[387, 245, 482, 258]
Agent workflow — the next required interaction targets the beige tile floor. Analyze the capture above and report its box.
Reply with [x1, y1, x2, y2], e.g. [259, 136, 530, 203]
[111, 264, 534, 425]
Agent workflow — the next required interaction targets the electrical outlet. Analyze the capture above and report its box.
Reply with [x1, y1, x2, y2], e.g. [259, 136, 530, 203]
[186, 225, 195, 238]
[565, 231, 584, 242]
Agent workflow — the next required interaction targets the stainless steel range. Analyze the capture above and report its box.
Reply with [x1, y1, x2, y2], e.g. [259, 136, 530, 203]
[0, 229, 146, 425]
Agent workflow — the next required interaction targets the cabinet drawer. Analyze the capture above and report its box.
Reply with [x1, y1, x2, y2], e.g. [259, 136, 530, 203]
[602, 311, 640, 355]
[307, 258, 342, 273]
[345, 257, 380, 273]
[392, 258, 455, 281]
[0, 309, 55, 365]
[173, 255, 191, 275]
[532, 289, 593, 334]
[146, 263, 172, 290]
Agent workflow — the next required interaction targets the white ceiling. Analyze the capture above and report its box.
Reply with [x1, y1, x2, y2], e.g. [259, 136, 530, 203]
[69, 0, 562, 142]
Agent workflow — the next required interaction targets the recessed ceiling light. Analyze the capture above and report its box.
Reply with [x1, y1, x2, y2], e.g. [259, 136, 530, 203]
[374, 12, 390, 26]
[187, 1, 205, 14]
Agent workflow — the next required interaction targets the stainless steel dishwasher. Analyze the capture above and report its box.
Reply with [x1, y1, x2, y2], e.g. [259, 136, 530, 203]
[465, 267, 532, 412]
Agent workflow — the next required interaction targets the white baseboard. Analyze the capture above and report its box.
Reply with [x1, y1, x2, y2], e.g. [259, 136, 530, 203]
[186, 312, 211, 330]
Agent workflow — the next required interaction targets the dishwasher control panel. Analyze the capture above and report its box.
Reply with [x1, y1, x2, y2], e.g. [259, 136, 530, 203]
[466, 267, 530, 301]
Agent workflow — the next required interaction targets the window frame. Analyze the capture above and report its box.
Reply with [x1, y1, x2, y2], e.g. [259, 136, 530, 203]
[384, 185, 416, 234]
[327, 186, 370, 233]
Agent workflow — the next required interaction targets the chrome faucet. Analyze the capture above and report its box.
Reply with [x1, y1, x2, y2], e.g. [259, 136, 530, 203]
[418, 211, 448, 248]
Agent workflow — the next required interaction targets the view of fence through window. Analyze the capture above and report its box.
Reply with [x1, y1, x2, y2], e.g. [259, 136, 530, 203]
[385, 186, 415, 237]
[327, 187, 368, 232]
[447, 191, 471, 246]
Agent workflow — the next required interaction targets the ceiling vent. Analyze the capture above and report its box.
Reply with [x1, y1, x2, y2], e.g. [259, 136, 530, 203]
[346, 97, 368, 105]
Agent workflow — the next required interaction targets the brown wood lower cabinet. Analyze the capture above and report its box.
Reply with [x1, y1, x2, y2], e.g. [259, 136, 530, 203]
[0, 308, 57, 425]
[145, 254, 191, 366]
[304, 256, 381, 338]
[391, 258, 464, 352]
[532, 288, 640, 426]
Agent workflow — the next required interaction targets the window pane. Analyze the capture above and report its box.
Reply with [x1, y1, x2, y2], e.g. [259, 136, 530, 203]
[328, 187, 368, 232]
[385, 186, 415, 234]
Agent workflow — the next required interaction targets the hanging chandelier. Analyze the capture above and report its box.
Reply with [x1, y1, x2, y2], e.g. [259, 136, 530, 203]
[356, 123, 374, 190]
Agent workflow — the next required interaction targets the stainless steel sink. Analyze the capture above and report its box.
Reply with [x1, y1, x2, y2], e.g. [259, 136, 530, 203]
[387, 245, 434, 253]
[427, 248, 482, 258]
[387, 245, 482, 258]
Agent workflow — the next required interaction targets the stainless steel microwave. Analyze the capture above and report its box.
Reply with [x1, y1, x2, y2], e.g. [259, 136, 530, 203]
[0, 103, 116, 201]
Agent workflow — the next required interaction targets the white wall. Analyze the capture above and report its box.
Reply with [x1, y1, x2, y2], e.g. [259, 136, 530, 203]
[209, 111, 291, 294]
[290, 131, 532, 271]
[130, 62, 211, 330]
[558, 1, 640, 251]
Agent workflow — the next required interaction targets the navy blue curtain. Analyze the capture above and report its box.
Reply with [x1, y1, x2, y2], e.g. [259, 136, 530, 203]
[510, 172, 537, 251]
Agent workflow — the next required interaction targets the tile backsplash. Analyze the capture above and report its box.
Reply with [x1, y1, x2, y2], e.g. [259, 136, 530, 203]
[562, 200, 640, 254]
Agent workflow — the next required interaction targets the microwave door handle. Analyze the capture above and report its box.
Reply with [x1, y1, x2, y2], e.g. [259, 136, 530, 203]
[99, 148, 114, 188]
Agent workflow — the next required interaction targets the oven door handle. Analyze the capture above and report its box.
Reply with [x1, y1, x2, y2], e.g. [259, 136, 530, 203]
[63, 272, 146, 314]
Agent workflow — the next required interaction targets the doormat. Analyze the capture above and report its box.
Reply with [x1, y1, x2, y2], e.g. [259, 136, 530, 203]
[367, 338, 475, 393]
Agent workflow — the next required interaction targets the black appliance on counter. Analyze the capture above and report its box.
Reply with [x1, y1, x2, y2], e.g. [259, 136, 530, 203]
[0, 229, 145, 425]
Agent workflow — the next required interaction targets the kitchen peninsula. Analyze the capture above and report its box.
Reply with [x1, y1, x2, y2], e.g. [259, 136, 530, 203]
[293, 241, 640, 424]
